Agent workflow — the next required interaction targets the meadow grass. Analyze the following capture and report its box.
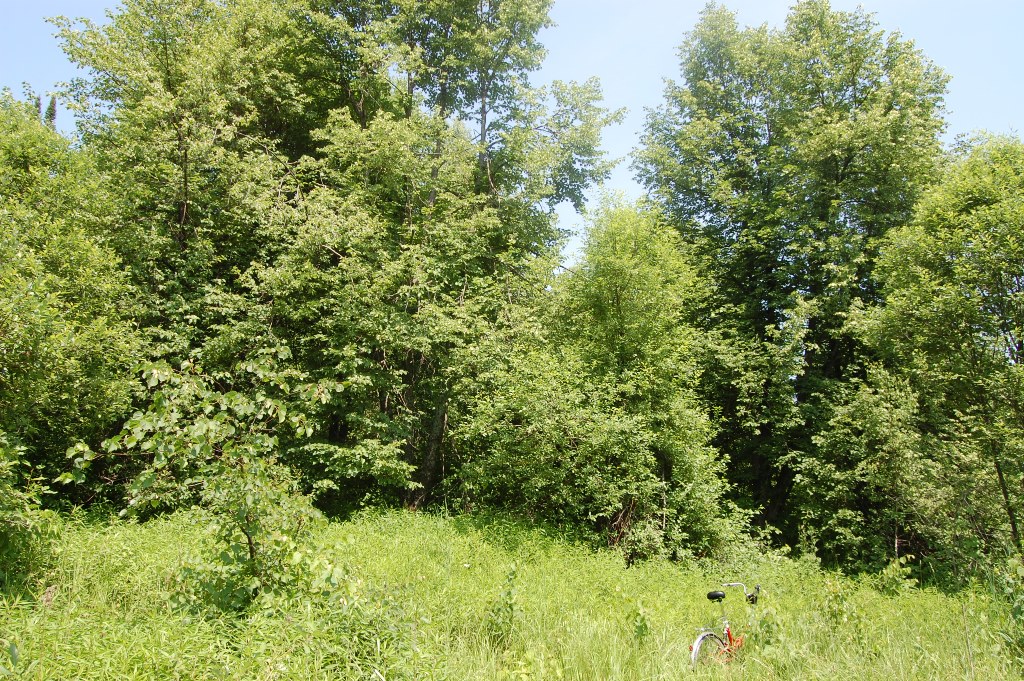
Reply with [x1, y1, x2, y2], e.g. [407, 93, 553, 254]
[0, 509, 1018, 679]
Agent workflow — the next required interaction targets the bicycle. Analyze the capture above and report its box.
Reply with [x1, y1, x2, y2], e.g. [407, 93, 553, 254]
[689, 582, 760, 669]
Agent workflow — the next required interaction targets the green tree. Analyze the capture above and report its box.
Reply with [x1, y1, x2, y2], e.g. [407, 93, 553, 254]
[7, 0, 625, 587]
[798, 368, 943, 568]
[855, 136, 1024, 564]
[0, 92, 142, 496]
[452, 202, 735, 559]
[636, 1, 948, 551]
[43, 96, 56, 129]
[55, 0, 307, 359]
[55, 0, 619, 515]
[254, 110, 500, 510]
[236, 0, 617, 510]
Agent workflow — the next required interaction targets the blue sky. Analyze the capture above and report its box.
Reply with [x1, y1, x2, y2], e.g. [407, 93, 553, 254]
[3, 0, 1021, 239]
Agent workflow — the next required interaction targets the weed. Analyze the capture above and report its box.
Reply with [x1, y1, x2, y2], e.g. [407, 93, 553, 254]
[873, 554, 919, 596]
[487, 563, 522, 647]
[630, 600, 651, 641]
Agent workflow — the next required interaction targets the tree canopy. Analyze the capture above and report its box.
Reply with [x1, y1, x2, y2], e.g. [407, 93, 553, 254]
[636, 0, 949, 560]
[2, 0, 1023, 588]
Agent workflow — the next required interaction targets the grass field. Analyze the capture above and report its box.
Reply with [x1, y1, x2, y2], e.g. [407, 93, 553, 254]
[1, 509, 1019, 679]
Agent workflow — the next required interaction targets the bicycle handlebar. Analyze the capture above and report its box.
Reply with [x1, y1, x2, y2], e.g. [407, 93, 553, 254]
[721, 582, 760, 604]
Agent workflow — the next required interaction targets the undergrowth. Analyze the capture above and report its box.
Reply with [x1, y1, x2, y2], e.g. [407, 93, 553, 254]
[0, 509, 1019, 679]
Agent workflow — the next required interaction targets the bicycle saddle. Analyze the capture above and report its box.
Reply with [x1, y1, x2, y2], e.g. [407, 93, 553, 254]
[706, 590, 726, 602]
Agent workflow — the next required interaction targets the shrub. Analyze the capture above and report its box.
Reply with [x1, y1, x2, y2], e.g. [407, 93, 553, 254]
[0, 430, 54, 589]
[65, 348, 336, 611]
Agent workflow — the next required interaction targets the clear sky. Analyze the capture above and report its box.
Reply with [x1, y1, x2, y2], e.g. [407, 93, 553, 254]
[3, 0, 1021, 238]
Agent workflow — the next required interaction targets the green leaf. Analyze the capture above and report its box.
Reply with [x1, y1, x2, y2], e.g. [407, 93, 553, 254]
[133, 471, 156, 491]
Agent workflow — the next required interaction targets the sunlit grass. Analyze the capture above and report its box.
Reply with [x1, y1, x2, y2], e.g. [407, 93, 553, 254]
[0, 509, 1018, 679]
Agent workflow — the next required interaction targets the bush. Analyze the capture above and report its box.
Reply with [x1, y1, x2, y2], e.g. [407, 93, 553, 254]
[172, 461, 325, 612]
[66, 349, 337, 611]
[0, 431, 54, 589]
[451, 202, 737, 560]
[0, 92, 142, 497]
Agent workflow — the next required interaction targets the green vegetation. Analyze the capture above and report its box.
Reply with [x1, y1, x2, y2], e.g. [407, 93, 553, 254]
[2, 510, 1020, 679]
[3, 0, 1024, 675]
[636, 0, 949, 565]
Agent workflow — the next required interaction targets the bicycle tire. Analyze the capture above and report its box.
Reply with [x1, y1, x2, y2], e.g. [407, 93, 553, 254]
[690, 631, 728, 668]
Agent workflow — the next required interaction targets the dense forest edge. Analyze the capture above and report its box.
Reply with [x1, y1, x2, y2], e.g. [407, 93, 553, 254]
[2, 0, 1024, 675]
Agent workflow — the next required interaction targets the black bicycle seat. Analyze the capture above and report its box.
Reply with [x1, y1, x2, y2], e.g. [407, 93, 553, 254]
[706, 590, 726, 602]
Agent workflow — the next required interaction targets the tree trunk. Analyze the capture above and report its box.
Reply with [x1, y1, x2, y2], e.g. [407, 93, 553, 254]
[994, 453, 1022, 552]
[406, 399, 448, 509]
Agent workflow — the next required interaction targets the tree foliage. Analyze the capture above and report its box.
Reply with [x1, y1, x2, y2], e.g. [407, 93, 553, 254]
[35, 0, 632, 562]
[0, 91, 142, 494]
[453, 202, 736, 559]
[46, 0, 619, 517]
[54, 0, 299, 358]
[0, 430, 53, 589]
[5, 0, 1023, 583]
[851, 136, 1024, 569]
[67, 350, 331, 609]
[636, 0, 948, 554]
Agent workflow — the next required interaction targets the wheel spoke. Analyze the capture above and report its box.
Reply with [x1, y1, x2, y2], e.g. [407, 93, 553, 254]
[690, 632, 728, 668]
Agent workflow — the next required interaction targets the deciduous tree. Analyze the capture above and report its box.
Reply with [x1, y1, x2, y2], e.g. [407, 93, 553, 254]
[636, 1, 947, 551]
[0, 92, 142, 496]
[855, 136, 1024, 564]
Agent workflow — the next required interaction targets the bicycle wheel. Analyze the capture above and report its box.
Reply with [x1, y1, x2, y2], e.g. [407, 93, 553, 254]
[690, 631, 727, 668]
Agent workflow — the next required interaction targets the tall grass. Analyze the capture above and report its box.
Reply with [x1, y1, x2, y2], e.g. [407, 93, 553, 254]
[0, 509, 1018, 679]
